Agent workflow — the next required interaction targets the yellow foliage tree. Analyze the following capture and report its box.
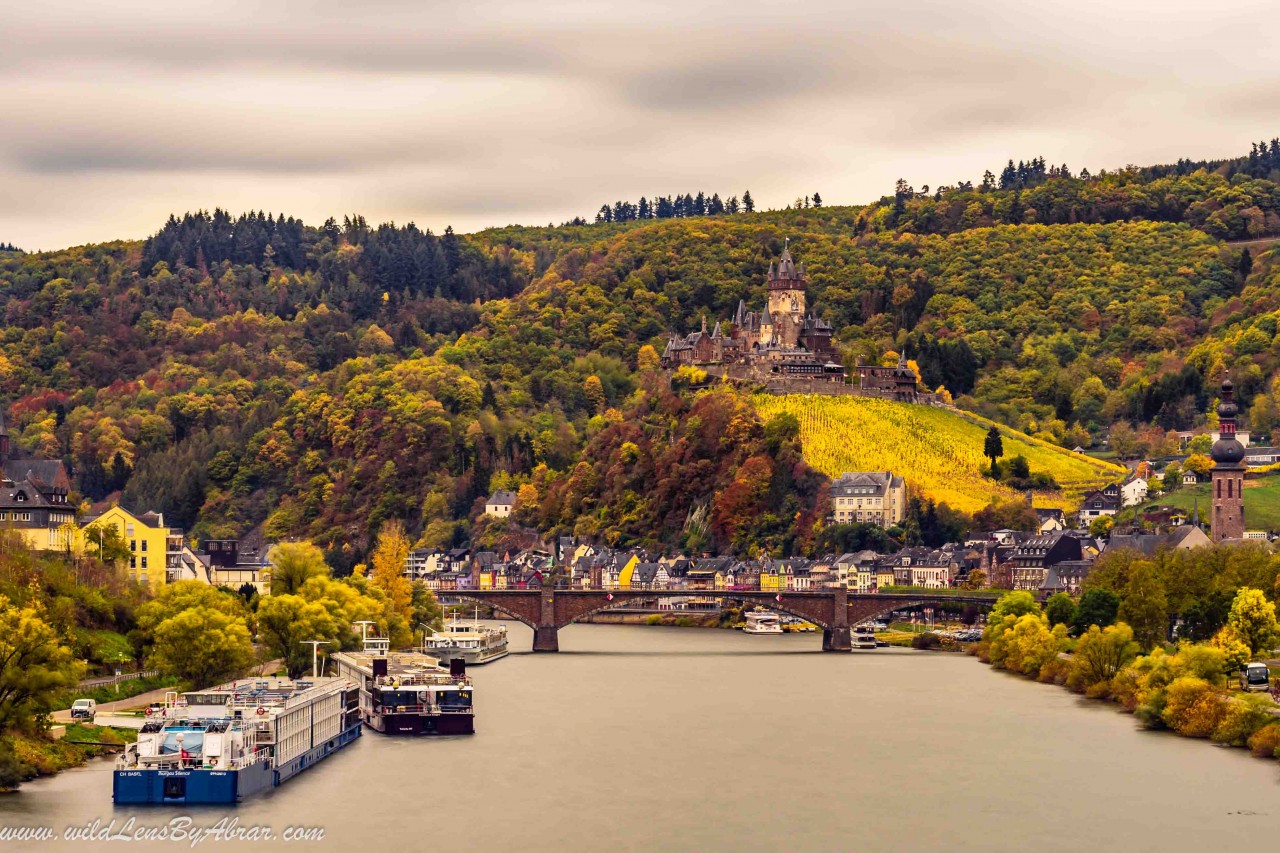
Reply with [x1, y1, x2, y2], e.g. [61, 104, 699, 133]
[637, 344, 660, 372]
[370, 520, 414, 646]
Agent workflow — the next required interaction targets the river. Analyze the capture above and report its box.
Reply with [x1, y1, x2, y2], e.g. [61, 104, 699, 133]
[3, 622, 1279, 851]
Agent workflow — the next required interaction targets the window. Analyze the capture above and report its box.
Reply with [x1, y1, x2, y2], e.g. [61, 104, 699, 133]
[141, 540, 148, 552]
[130, 557, 136, 569]
[130, 540, 137, 552]
[126, 524, 134, 536]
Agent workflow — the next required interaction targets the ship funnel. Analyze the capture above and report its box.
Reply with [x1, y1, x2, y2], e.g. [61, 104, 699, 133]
[449, 658, 466, 678]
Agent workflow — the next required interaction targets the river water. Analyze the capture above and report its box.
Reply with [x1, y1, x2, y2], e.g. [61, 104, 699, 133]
[3, 622, 1279, 851]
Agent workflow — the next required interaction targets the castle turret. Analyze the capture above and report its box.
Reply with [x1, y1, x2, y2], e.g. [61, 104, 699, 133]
[1210, 377, 1246, 541]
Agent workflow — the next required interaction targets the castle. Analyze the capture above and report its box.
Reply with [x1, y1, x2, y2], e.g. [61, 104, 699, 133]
[661, 245, 840, 379]
[659, 245, 927, 403]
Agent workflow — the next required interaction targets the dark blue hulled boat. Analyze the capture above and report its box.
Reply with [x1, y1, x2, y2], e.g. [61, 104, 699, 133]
[113, 677, 361, 805]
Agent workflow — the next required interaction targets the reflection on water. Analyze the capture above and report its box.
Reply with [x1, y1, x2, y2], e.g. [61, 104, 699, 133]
[3, 622, 1279, 852]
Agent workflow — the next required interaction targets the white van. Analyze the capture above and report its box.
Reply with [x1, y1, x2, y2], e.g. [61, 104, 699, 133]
[1240, 662, 1271, 692]
[70, 698, 97, 721]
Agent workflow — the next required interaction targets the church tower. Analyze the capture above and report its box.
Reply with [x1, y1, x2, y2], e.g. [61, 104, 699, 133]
[1210, 378, 1246, 541]
[766, 241, 807, 347]
[0, 406, 9, 482]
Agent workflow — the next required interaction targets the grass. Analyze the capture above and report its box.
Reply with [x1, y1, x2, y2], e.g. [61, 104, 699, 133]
[753, 394, 1125, 512]
[1141, 475, 1280, 532]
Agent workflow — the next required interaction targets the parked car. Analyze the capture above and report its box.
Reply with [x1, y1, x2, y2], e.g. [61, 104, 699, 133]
[70, 699, 96, 721]
[1240, 662, 1271, 692]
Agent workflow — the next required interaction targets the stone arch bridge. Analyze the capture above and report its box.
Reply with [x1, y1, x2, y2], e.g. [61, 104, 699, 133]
[446, 588, 996, 652]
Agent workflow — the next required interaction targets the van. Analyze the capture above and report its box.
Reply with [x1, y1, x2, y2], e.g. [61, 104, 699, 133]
[1240, 662, 1271, 692]
[70, 698, 97, 721]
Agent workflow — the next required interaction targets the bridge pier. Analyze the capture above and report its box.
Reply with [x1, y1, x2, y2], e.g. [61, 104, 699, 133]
[533, 626, 560, 652]
[822, 627, 851, 652]
[823, 584, 850, 652]
[533, 588, 559, 652]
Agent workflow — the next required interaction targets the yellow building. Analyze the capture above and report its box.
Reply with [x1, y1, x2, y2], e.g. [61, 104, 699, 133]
[616, 554, 640, 589]
[875, 566, 896, 590]
[77, 506, 175, 587]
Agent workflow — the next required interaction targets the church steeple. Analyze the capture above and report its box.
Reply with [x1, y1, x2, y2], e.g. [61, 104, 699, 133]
[0, 405, 9, 478]
[1210, 376, 1246, 541]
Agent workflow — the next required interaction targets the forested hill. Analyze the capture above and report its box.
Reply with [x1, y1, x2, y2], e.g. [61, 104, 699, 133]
[3, 141, 1280, 564]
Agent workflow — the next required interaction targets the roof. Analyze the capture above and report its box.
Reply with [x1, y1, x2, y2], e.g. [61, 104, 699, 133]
[486, 490, 517, 507]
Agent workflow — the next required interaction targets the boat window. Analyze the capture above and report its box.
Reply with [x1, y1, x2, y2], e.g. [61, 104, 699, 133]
[439, 690, 472, 709]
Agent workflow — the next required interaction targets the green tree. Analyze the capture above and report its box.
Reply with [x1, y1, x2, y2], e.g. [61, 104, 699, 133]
[1118, 561, 1169, 650]
[983, 425, 1004, 476]
[267, 542, 330, 596]
[1089, 515, 1115, 537]
[990, 590, 1040, 623]
[1071, 588, 1120, 635]
[81, 523, 131, 564]
[148, 607, 253, 687]
[411, 582, 445, 636]
[742, 190, 754, 213]
[1225, 587, 1279, 657]
[1066, 623, 1139, 694]
[1045, 592, 1077, 628]
[0, 597, 83, 734]
[257, 594, 341, 678]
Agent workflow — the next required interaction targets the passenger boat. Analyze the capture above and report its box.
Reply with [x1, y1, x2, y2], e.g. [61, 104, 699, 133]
[332, 637, 475, 736]
[113, 677, 361, 804]
[422, 612, 509, 665]
[743, 610, 783, 635]
[852, 625, 878, 650]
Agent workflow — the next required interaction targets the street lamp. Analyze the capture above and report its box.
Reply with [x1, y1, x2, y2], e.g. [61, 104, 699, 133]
[302, 640, 329, 678]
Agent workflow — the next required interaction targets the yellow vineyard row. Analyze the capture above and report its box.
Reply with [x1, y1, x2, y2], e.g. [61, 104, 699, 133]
[752, 394, 1126, 514]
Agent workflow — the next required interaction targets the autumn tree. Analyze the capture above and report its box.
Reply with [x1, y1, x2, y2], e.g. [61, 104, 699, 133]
[267, 542, 330, 596]
[257, 595, 342, 678]
[583, 375, 606, 413]
[370, 521, 415, 646]
[1225, 587, 1279, 657]
[149, 607, 254, 687]
[1066, 623, 1139, 695]
[0, 597, 83, 733]
[637, 345, 660, 372]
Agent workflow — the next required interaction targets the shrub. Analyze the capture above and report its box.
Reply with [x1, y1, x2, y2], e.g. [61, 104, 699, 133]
[1212, 695, 1275, 747]
[1246, 722, 1280, 758]
[912, 632, 943, 650]
[1161, 677, 1229, 738]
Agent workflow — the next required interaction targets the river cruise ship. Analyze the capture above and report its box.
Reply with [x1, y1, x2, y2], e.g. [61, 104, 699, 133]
[743, 610, 783, 635]
[113, 676, 361, 805]
[332, 638, 475, 736]
[423, 614, 509, 665]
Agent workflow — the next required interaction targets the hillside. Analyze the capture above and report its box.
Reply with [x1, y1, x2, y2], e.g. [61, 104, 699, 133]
[2, 142, 1280, 558]
[1139, 477, 1280, 533]
[752, 395, 1125, 513]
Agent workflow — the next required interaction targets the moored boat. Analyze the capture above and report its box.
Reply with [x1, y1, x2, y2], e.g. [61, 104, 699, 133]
[332, 637, 475, 736]
[743, 610, 783, 635]
[422, 613, 509, 665]
[852, 624, 878, 650]
[113, 677, 361, 805]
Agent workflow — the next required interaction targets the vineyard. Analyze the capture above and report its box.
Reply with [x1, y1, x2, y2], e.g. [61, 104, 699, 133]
[752, 395, 1127, 513]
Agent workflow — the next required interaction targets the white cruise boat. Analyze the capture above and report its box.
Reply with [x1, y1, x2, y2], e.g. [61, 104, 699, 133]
[852, 624, 878, 650]
[742, 610, 783, 635]
[422, 614, 510, 665]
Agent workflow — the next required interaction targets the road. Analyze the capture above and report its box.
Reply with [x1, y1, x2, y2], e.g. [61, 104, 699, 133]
[52, 659, 285, 723]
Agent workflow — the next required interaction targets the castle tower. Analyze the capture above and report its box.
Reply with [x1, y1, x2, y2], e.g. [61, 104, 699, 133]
[766, 241, 807, 347]
[1210, 378, 1246, 541]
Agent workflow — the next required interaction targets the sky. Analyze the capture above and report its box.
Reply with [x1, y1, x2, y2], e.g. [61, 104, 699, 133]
[2, 0, 1278, 250]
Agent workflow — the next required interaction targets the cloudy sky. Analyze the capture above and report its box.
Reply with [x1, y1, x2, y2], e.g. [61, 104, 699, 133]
[2, 0, 1277, 250]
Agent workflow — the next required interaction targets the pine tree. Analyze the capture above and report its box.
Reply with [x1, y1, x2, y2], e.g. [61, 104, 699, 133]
[726, 196, 740, 214]
[812, 192, 822, 207]
[742, 191, 755, 213]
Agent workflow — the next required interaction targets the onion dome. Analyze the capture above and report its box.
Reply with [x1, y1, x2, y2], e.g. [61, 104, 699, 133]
[1210, 377, 1245, 466]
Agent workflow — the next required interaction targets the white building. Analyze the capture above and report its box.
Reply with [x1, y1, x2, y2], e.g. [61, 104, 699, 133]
[484, 490, 517, 518]
[1120, 478, 1148, 507]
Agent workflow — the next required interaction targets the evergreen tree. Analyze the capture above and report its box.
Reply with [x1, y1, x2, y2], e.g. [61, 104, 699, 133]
[742, 191, 755, 213]
[726, 196, 740, 214]
[983, 425, 1004, 475]
[812, 192, 822, 207]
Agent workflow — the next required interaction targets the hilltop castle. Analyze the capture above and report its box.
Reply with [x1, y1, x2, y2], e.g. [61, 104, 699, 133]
[661, 245, 838, 377]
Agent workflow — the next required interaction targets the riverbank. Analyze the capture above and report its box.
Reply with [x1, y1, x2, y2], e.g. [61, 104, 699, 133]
[1, 724, 135, 793]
